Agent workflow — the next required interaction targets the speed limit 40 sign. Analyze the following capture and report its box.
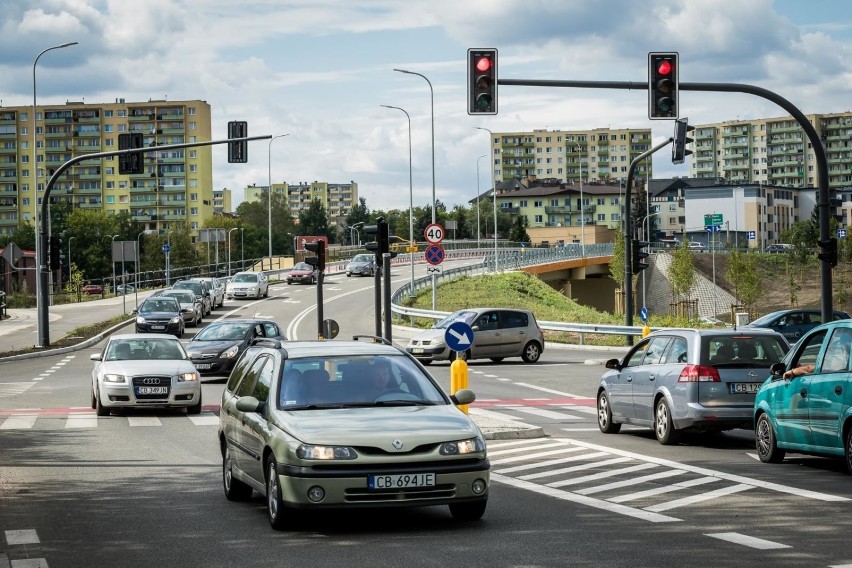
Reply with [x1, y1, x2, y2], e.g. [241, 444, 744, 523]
[424, 223, 445, 244]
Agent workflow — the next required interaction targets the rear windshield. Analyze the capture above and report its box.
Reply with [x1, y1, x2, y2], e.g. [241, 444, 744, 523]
[701, 335, 789, 367]
[232, 273, 258, 283]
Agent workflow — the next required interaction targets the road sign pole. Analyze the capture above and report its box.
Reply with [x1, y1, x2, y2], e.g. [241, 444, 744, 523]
[382, 253, 392, 342]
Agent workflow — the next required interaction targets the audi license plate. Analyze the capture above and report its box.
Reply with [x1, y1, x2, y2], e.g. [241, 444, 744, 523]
[368, 473, 435, 490]
[136, 386, 168, 395]
[729, 382, 761, 394]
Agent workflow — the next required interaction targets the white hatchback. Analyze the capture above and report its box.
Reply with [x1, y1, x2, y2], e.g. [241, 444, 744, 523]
[226, 272, 269, 299]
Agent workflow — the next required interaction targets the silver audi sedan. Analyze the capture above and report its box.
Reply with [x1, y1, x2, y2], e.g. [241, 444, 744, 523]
[90, 333, 201, 416]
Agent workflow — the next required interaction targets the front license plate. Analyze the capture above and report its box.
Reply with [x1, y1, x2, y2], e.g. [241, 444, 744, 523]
[151, 325, 165, 330]
[729, 382, 761, 394]
[195, 363, 212, 370]
[137, 386, 168, 395]
[368, 473, 436, 490]
[412, 348, 424, 354]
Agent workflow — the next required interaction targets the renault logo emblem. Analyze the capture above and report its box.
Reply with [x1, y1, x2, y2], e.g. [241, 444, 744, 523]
[392, 439, 404, 450]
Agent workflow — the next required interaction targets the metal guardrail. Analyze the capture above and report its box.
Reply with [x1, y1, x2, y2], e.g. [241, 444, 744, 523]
[387, 243, 649, 344]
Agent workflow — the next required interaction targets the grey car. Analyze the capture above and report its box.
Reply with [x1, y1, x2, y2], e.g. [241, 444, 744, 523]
[405, 308, 544, 364]
[191, 277, 225, 309]
[346, 253, 378, 277]
[740, 308, 851, 343]
[158, 289, 203, 327]
[597, 328, 789, 444]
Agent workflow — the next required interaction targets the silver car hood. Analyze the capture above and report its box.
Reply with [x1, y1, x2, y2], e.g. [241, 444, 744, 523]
[97, 360, 197, 376]
[275, 405, 481, 449]
[409, 328, 446, 343]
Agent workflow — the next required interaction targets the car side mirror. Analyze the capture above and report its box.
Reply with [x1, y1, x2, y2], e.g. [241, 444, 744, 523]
[132, 308, 138, 314]
[236, 396, 263, 413]
[189, 352, 203, 361]
[605, 358, 621, 370]
[90, 353, 102, 361]
[451, 388, 476, 406]
[770, 362, 786, 378]
[471, 325, 480, 331]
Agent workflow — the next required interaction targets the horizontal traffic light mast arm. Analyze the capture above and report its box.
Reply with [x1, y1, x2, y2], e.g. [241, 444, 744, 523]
[499, 76, 833, 322]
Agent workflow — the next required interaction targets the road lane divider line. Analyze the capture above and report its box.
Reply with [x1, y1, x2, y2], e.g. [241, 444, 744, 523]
[705, 532, 790, 550]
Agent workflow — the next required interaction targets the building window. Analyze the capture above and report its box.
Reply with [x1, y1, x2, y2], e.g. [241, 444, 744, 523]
[105, 138, 114, 147]
[117, 110, 126, 117]
[190, 207, 198, 215]
[105, 195, 115, 204]
[188, 122, 196, 130]
[188, 107, 196, 115]
[190, 193, 198, 201]
[189, 179, 198, 187]
[189, 164, 197, 173]
[519, 200, 528, 207]
[534, 200, 542, 207]
[106, 181, 114, 189]
[118, 124, 127, 132]
[104, 124, 114, 132]
[534, 215, 543, 223]
[22, 198, 29, 206]
[189, 150, 197, 158]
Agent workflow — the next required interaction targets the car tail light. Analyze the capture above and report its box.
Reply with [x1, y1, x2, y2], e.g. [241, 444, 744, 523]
[677, 364, 721, 383]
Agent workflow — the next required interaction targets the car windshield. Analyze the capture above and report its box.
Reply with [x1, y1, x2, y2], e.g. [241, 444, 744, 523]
[232, 273, 258, 283]
[194, 322, 252, 341]
[352, 255, 371, 263]
[293, 263, 312, 271]
[434, 310, 478, 329]
[105, 338, 187, 361]
[141, 299, 178, 312]
[278, 354, 447, 409]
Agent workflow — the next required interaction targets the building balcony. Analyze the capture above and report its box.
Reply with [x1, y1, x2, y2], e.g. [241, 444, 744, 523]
[0, 132, 16, 140]
[78, 201, 102, 208]
[502, 206, 520, 214]
[73, 187, 102, 194]
[44, 117, 72, 125]
[161, 199, 186, 206]
[0, 216, 19, 225]
[162, 213, 185, 220]
[544, 206, 572, 214]
[130, 186, 155, 193]
[132, 214, 153, 221]
[769, 125, 801, 134]
[0, 146, 16, 154]
[45, 131, 71, 139]
[721, 140, 749, 148]
[583, 205, 597, 213]
[73, 144, 102, 153]
[128, 112, 156, 121]
[74, 115, 100, 124]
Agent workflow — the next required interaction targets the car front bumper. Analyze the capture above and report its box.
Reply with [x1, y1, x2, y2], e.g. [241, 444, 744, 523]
[98, 381, 200, 409]
[135, 322, 182, 334]
[405, 345, 449, 362]
[190, 358, 236, 375]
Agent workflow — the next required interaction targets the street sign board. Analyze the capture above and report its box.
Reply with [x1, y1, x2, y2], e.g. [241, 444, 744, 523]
[704, 213, 723, 227]
[424, 224, 445, 244]
[640, 307, 649, 323]
[162, 244, 170, 254]
[747, 231, 756, 240]
[705, 225, 722, 233]
[838, 229, 847, 238]
[445, 321, 474, 352]
[425, 264, 443, 275]
[424, 244, 445, 266]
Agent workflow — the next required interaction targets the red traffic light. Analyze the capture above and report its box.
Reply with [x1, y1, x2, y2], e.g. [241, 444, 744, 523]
[476, 57, 493, 73]
[467, 48, 497, 115]
[657, 60, 672, 75]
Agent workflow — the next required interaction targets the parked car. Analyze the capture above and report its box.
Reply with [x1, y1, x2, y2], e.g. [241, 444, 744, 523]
[90, 334, 201, 416]
[186, 319, 285, 375]
[764, 243, 793, 253]
[115, 284, 135, 295]
[191, 276, 225, 309]
[405, 308, 544, 364]
[287, 262, 318, 285]
[687, 242, 704, 252]
[133, 296, 186, 337]
[82, 283, 104, 295]
[740, 308, 851, 343]
[597, 328, 790, 445]
[346, 253, 378, 277]
[754, 320, 852, 473]
[156, 289, 203, 327]
[226, 271, 269, 299]
[218, 337, 488, 530]
[171, 279, 213, 316]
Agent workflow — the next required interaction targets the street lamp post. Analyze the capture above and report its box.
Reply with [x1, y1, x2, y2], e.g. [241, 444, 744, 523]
[475, 127, 499, 273]
[110, 234, 119, 295]
[380, 104, 415, 298]
[136, 231, 145, 306]
[476, 154, 487, 250]
[393, 69, 436, 310]
[33, 41, 78, 347]
[240, 228, 245, 272]
[227, 228, 239, 276]
[576, 144, 585, 257]
[268, 134, 290, 270]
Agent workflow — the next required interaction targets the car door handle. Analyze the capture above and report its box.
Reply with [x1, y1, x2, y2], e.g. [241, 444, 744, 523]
[800, 388, 807, 398]
[836, 385, 843, 396]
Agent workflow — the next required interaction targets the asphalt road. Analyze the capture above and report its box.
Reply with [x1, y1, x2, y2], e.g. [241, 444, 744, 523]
[2, 261, 852, 568]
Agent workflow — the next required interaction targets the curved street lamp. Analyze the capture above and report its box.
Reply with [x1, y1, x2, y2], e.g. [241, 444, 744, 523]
[227, 227, 239, 276]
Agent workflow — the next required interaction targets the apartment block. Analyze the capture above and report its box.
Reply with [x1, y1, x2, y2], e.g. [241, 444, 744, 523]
[486, 127, 654, 187]
[213, 187, 232, 215]
[244, 181, 358, 228]
[0, 99, 213, 236]
[690, 112, 852, 191]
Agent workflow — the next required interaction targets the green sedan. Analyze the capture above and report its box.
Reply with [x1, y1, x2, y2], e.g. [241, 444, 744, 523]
[218, 338, 489, 530]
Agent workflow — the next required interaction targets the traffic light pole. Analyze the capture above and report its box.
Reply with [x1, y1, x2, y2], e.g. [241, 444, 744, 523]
[373, 259, 382, 337]
[35, 134, 271, 347]
[316, 270, 324, 339]
[382, 253, 393, 342]
[499, 77, 833, 324]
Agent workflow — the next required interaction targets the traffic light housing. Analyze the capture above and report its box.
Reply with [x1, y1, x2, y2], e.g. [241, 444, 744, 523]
[467, 48, 498, 115]
[118, 132, 144, 174]
[227, 121, 248, 163]
[648, 52, 678, 120]
[632, 239, 650, 274]
[49, 235, 61, 271]
[818, 237, 838, 268]
[672, 117, 694, 164]
[304, 239, 326, 272]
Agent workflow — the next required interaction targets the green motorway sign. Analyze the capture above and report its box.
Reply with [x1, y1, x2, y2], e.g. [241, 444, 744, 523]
[704, 213, 723, 226]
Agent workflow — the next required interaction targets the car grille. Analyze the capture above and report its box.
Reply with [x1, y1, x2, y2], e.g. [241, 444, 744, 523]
[408, 339, 432, 346]
[344, 485, 456, 503]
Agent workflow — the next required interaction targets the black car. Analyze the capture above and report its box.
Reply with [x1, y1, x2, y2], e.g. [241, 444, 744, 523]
[185, 319, 286, 375]
[741, 308, 851, 343]
[133, 297, 186, 338]
[172, 280, 213, 316]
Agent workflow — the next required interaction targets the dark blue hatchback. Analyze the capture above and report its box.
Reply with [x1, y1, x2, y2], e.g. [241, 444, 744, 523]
[741, 308, 850, 343]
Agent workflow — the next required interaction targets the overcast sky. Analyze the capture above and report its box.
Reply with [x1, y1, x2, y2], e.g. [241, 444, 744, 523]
[1, 0, 850, 213]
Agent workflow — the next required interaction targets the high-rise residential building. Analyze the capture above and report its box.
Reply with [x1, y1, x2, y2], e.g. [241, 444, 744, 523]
[244, 181, 358, 228]
[0, 98, 213, 236]
[689, 112, 852, 190]
[213, 187, 232, 215]
[484, 127, 654, 187]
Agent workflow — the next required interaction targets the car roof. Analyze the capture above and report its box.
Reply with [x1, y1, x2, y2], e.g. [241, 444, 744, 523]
[261, 339, 403, 359]
[110, 333, 181, 341]
[203, 318, 270, 326]
[649, 327, 784, 337]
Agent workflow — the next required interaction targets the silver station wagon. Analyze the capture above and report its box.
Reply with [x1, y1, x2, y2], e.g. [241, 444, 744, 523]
[597, 328, 789, 444]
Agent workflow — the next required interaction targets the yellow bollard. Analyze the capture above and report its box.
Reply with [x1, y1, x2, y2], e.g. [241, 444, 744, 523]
[642, 324, 651, 338]
[450, 353, 469, 414]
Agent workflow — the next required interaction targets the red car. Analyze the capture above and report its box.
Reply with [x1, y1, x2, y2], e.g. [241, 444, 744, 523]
[82, 284, 104, 295]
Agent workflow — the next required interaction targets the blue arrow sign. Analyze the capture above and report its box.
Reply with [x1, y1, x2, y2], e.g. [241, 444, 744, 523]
[445, 321, 473, 352]
[747, 231, 756, 240]
[162, 244, 170, 254]
[640, 307, 649, 323]
[838, 229, 847, 238]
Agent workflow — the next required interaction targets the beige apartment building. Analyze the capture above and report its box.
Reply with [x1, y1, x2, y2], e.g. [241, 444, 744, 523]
[244, 180, 358, 228]
[0, 98, 213, 236]
[690, 112, 852, 191]
[486, 127, 654, 187]
[213, 187, 232, 215]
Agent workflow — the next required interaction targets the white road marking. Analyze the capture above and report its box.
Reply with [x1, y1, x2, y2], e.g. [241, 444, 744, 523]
[510, 407, 584, 420]
[188, 414, 220, 426]
[645, 483, 753, 512]
[492, 448, 588, 475]
[705, 532, 790, 550]
[0, 414, 37, 430]
[544, 462, 658, 487]
[608, 476, 720, 503]
[487, 441, 567, 457]
[64, 413, 97, 429]
[5, 529, 39, 545]
[576, 468, 685, 496]
[127, 416, 162, 427]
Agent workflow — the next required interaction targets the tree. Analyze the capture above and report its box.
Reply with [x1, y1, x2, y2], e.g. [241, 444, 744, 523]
[609, 226, 625, 289]
[1, 221, 36, 251]
[668, 239, 696, 305]
[726, 249, 761, 311]
[508, 215, 531, 244]
[298, 199, 332, 242]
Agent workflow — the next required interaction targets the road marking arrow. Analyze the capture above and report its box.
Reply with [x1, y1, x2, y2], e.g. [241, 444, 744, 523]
[448, 328, 471, 345]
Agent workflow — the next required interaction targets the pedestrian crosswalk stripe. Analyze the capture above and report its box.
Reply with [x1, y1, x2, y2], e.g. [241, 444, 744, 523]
[645, 484, 753, 513]
[575, 468, 684, 496]
[0, 383, 35, 399]
[487, 441, 565, 457]
[608, 476, 720, 503]
[548, 462, 660, 490]
[529, 457, 633, 483]
[65, 413, 97, 429]
[705, 532, 790, 550]
[509, 407, 583, 420]
[0, 414, 37, 430]
[492, 447, 587, 475]
[188, 414, 219, 426]
[128, 416, 162, 427]
[492, 450, 608, 467]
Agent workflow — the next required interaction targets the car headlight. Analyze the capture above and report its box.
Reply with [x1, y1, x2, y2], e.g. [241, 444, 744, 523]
[103, 373, 125, 383]
[178, 372, 198, 382]
[136, 316, 146, 324]
[440, 437, 485, 456]
[220, 345, 239, 359]
[170, 316, 181, 324]
[296, 444, 358, 460]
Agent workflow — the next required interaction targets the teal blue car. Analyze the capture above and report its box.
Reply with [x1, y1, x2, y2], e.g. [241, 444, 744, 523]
[753, 320, 852, 473]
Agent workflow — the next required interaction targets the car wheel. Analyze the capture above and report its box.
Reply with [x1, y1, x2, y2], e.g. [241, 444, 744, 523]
[90, 387, 97, 410]
[419, 360, 432, 366]
[654, 398, 680, 445]
[347, 273, 351, 277]
[756, 413, 785, 464]
[266, 456, 292, 530]
[94, 387, 109, 417]
[187, 392, 202, 415]
[490, 357, 504, 363]
[449, 499, 487, 522]
[521, 341, 542, 363]
[597, 390, 621, 434]
[264, 288, 269, 298]
[223, 444, 252, 501]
